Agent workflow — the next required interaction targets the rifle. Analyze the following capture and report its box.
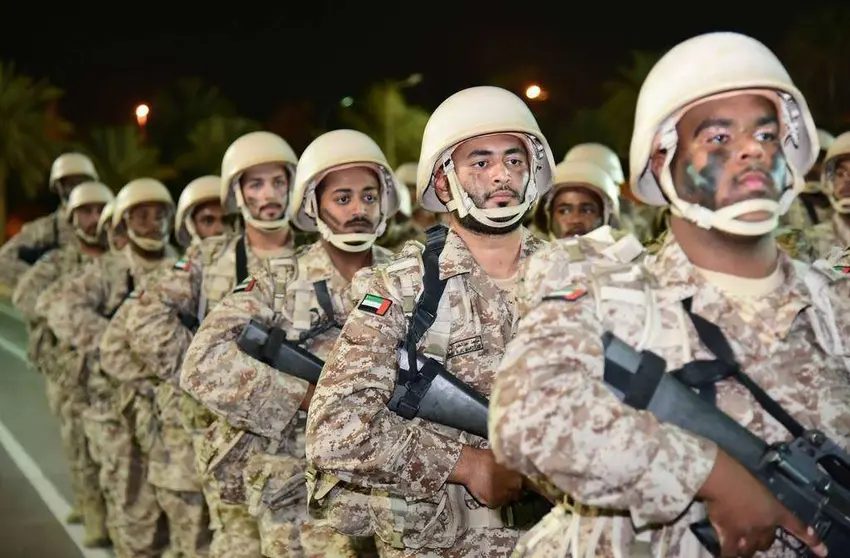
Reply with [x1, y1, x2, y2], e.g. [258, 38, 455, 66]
[602, 331, 850, 556]
[19, 244, 58, 265]
[236, 319, 549, 527]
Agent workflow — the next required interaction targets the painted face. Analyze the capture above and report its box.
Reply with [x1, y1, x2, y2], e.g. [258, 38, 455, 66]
[670, 94, 787, 222]
[240, 162, 289, 221]
[317, 166, 381, 234]
[191, 201, 225, 239]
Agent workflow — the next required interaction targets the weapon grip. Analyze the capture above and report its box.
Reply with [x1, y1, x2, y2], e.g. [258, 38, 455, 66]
[690, 519, 721, 557]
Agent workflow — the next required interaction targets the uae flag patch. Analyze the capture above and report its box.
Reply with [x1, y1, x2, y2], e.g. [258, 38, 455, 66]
[233, 277, 256, 293]
[832, 265, 850, 276]
[543, 285, 587, 302]
[173, 257, 190, 271]
[358, 294, 392, 316]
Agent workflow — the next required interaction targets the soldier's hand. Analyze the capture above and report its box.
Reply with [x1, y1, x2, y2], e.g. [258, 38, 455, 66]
[450, 446, 524, 508]
[698, 449, 827, 558]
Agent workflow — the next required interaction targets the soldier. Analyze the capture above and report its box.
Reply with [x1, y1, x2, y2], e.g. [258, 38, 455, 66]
[808, 131, 850, 259]
[305, 86, 554, 558]
[13, 181, 113, 547]
[0, 152, 98, 291]
[98, 201, 129, 252]
[490, 32, 848, 558]
[175, 175, 227, 248]
[535, 159, 620, 239]
[124, 131, 301, 557]
[39, 178, 178, 558]
[99, 175, 227, 558]
[179, 129, 396, 557]
[782, 128, 835, 230]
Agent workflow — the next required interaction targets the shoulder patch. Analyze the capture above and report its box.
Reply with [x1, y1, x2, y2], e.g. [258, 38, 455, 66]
[543, 285, 587, 302]
[358, 293, 393, 316]
[173, 256, 190, 271]
[232, 277, 256, 293]
[832, 265, 850, 276]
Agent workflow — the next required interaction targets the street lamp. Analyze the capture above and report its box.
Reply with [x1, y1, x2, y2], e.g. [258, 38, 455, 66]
[135, 104, 150, 126]
[135, 104, 150, 142]
[525, 85, 542, 100]
[386, 73, 423, 167]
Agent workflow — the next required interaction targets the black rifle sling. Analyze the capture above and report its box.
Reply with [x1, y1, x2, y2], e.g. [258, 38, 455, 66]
[394, 225, 449, 416]
[680, 297, 804, 438]
[235, 234, 249, 284]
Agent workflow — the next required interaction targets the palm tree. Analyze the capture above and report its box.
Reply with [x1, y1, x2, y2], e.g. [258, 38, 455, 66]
[0, 61, 71, 240]
[337, 82, 430, 168]
[174, 115, 262, 177]
[596, 51, 662, 157]
[148, 78, 240, 165]
[85, 125, 176, 190]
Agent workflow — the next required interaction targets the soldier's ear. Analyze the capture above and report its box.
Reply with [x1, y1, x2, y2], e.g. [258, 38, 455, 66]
[434, 167, 451, 205]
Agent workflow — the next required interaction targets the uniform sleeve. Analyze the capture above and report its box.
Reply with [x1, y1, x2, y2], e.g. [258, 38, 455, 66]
[127, 249, 203, 384]
[13, 250, 62, 323]
[489, 249, 717, 526]
[180, 267, 309, 439]
[100, 300, 157, 391]
[0, 216, 56, 291]
[306, 268, 463, 500]
[39, 260, 110, 354]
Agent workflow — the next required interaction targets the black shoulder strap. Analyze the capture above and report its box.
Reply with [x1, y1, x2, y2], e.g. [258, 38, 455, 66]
[680, 297, 804, 438]
[298, 280, 340, 343]
[235, 234, 249, 284]
[403, 224, 450, 383]
[104, 270, 135, 319]
[801, 195, 820, 226]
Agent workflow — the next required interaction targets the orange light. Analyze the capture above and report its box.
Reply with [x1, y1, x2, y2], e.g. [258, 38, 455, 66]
[135, 104, 150, 126]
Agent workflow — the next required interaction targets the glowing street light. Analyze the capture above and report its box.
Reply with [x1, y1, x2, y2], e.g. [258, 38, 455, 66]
[135, 104, 150, 127]
[340, 96, 354, 108]
[525, 85, 542, 100]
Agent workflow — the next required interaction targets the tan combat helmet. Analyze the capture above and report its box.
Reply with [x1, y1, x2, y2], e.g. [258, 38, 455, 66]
[291, 129, 399, 252]
[50, 153, 99, 201]
[802, 129, 836, 195]
[544, 160, 621, 231]
[175, 175, 222, 247]
[394, 162, 419, 217]
[220, 131, 298, 232]
[417, 86, 556, 229]
[630, 32, 818, 237]
[97, 201, 114, 238]
[66, 182, 114, 244]
[821, 131, 850, 214]
[563, 143, 625, 186]
[113, 178, 175, 252]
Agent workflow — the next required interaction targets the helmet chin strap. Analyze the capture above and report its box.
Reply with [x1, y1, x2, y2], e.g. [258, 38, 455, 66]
[127, 229, 166, 252]
[316, 219, 376, 252]
[440, 153, 536, 230]
[72, 214, 102, 245]
[235, 187, 289, 231]
[656, 120, 785, 237]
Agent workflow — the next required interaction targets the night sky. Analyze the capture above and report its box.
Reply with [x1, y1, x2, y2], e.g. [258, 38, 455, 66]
[0, 1, 844, 129]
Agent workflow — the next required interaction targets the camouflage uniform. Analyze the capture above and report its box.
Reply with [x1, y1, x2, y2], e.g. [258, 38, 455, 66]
[15, 242, 108, 543]
[305, 228, 545, 558]
[807, 213, 850, 261]
[0, 209, 75, 291]
[781, 194, 833, 231]
[489, 235, 850, 557]
[125, 232, 296, 558]
[39, 245, 177, 558]
[181, 241, 390, 558]
[377, 218, 425, 253]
